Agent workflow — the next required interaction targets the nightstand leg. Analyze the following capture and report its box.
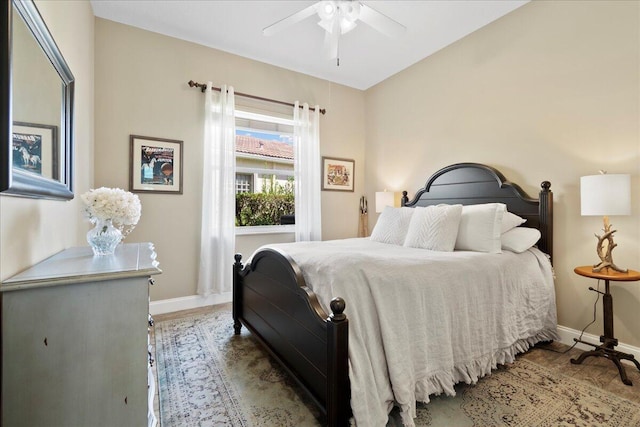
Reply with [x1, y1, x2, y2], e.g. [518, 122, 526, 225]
[570, 348, 598, 365]
[610, 356, 632, 386]
[602, 280, 614, 344]
[570, 279, 640, 386]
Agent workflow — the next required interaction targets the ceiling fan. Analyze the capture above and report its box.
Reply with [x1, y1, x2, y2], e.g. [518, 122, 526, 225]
[263, 1, 406, 65]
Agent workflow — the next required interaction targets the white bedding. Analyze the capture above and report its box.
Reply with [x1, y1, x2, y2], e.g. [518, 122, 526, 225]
[262, 238, 558, 427]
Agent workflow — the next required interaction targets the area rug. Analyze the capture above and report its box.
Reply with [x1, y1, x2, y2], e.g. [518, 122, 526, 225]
[155, 305, 640, 427]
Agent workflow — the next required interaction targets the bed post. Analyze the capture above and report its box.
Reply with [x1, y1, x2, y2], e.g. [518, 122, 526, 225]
[401, 191, 409, 206]
[326, 297, 350, 427]
[538, 181, 553, 263]
[233, 253, 243, 335]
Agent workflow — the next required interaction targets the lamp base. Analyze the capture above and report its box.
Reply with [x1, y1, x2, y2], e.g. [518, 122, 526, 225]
[593, 216, 627, 274]
[592, 260, 627, 274]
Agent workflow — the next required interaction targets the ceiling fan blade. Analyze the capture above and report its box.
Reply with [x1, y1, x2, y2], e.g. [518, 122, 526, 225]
[263, 3, 320, 36]
[323, 18, 341, 59]
[358, 2, 406, 38]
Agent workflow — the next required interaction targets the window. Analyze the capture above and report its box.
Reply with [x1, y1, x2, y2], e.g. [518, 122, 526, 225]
[235, 109, 295, 231]
[235, 173, 253, 193]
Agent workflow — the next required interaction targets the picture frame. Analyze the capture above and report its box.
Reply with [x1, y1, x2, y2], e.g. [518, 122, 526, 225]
[12, 122, 59, 180]
[322, 156, 354, 192]
[130, 135, 183, 194]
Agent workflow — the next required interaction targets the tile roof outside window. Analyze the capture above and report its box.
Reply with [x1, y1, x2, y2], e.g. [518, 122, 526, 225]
[236, 135, 293, 160]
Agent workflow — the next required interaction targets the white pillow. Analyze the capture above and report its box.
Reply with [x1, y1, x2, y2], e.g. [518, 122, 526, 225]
[370, 207, 415, 245]
[501, 227, 541, 253]
[455, 203, 506, 253]
[404, 204, 463, 251]
[501, 211, 526, 234]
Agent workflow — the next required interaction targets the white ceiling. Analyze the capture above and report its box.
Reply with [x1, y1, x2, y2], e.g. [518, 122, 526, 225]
[90, 0, 528, 90]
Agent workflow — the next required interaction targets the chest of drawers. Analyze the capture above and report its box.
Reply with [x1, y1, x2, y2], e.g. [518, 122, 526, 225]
[1, 242, 161, 427]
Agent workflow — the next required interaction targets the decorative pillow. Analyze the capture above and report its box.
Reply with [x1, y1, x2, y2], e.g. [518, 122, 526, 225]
[370, 207, 415, 245]
[454, 203, 506, 253]
[501, 211, 526, 234]
[501, 227, 541, 253]
[404, 204, 463, 251]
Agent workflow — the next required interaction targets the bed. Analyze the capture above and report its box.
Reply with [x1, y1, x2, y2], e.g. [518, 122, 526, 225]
[232, 162, 555, 426]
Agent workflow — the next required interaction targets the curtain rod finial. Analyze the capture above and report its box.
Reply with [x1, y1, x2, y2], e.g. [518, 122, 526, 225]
[188, 80, 207, 92]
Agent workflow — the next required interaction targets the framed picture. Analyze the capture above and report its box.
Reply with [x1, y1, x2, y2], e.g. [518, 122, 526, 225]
[12, 122, 58, 180]
[130, 135, 183, 194]
[322, 156, 354, 192]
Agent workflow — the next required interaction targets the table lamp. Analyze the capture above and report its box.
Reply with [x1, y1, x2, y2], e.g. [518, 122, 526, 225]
[375, 191, 395, 213]
[580, 172, 631, 273]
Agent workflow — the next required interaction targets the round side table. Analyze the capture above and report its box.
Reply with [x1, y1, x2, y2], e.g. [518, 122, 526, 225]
[571, 266, 640, 386]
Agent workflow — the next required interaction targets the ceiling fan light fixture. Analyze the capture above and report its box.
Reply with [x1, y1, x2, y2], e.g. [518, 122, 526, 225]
[339, 18, 357, 34]
[318, 1, 337, 21]
[340, 1, 361, 21]
[318, 1, 360, 35]
[338, 1, 360, 34]
[318, 17, 357, 35]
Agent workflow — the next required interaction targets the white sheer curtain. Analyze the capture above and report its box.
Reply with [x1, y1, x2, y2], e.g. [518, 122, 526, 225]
[197, 82, 236, 296]
[293, 102, 322, 241]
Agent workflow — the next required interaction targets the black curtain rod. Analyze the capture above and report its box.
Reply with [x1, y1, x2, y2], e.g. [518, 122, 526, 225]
[187, 80, 326, 115]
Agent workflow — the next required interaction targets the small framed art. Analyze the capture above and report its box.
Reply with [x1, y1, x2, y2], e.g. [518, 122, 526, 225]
[12, 122, 58, 180]
[322, 156, 354, 192]
[130, 135, 183, 194]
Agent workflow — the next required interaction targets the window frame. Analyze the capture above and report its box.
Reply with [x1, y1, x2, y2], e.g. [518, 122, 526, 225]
[234, 109, 295, 235]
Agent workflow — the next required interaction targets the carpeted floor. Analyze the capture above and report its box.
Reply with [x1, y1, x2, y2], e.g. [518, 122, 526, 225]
[154, 304, 640, 427]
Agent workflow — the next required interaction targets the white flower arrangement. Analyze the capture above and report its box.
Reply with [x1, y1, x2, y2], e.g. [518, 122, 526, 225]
[81, 187, 142, 239]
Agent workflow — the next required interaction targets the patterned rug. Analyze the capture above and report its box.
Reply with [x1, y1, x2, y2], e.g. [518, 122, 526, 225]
[155, 305, 640, 427]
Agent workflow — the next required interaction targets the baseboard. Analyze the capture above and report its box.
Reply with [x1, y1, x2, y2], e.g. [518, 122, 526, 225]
[556, 325, 640, 364]
[149, 292, 232, 315]
[149, 296, 640, 363]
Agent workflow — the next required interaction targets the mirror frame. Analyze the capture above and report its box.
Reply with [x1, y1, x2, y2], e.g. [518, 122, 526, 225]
[1, 0, 74, 200]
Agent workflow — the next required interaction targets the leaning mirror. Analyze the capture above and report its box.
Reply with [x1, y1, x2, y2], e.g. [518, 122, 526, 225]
[1, 0, 74, 200]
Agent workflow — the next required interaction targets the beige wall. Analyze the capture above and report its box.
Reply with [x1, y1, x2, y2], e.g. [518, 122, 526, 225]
[0, 1, 94, 281]
[365, 0, 640, 347]
[94, 19, 366, 301]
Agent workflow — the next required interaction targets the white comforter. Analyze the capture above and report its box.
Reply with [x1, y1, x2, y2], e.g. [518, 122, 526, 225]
[263, 238, 558, 427]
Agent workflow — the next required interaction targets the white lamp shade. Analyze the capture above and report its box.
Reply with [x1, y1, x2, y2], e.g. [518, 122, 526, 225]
[375, 191, 395, 213]
[580, 174, 631, 216]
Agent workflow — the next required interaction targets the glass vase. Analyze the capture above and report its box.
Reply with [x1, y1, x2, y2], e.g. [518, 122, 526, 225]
[87, 218, 122, 256]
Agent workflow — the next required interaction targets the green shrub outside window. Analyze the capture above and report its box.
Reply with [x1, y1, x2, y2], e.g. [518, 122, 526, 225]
[235, 176, 294, 226]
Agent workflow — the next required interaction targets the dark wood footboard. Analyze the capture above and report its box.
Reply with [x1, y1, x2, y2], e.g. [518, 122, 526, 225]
[233, 249, 350, 426]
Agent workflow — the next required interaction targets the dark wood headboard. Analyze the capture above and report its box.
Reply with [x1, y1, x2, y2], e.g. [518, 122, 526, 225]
[401, 163, 553, 261]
